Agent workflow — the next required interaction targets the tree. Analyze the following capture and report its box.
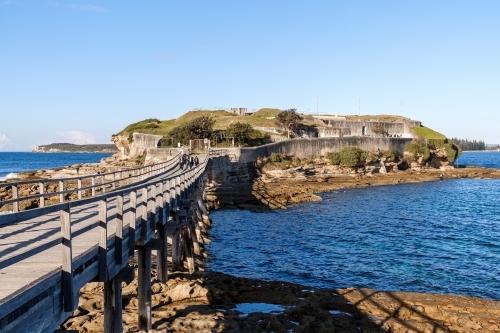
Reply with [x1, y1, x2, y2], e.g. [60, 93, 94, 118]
[372, 123, 387, 136]
[169, 115, 215, 144]
[226, 122, 253, 145]
[275, 108, 303, 139]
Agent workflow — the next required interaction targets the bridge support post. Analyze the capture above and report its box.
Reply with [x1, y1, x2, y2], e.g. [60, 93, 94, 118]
[170, 230, 181, 272]
[170, 211, 181, 271]
[156, 224, 168, 281]
[182, 228, 196, 273]
[103, 277, 122, 333]
[137, 245, 152, 331]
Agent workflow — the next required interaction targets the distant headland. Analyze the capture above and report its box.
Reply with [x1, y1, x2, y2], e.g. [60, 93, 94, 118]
[32, 142, 118, 153]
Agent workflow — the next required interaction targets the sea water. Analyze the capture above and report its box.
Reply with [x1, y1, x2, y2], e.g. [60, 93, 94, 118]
[206, 151, 500, 300]
[0, 152, 113, 181]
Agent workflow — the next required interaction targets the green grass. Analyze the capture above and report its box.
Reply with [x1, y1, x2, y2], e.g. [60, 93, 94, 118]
[411, 126, 446, 140]
[175, 110, 233, 123]
[251, 108, 281, 118]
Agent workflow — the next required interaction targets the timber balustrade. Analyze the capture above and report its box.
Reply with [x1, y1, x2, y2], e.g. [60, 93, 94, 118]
[0, 153, 208, 333]
[0, 152, 181, 213]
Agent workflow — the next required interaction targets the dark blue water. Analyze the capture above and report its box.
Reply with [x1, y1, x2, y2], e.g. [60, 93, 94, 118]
[0, 152, 113, 180]
[457, 151, 500, 168]
[207, 151, 500, 300]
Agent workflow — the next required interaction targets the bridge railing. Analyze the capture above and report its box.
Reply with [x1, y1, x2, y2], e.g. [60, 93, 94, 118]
[0, 154, 208, 332]
[0, 152, 182, 213]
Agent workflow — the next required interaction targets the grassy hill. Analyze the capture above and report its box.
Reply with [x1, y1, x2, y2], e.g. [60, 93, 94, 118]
[411, 126, 446, 140]
[114, 108, 320, 137]
[114, 109, 438, 141]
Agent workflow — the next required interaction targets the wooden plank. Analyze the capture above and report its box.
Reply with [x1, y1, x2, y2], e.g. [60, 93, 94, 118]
[142, 238, 162, 251]
[0, 269, 60, 317]
[98, 198, 108, 282]
[140, 187, 148, 242]
[137, 246, 152, 331]
[104, 277, 122, 333]
[156, 224, 168, 282]
[39, 181, 45, 208]
[2, 290, 55, 332]
[60, 207, 73, 312]
[73, 261, 99, 291]
[115, 267, 135, 283]
[12, 183, 19, 213]
[115, 193, 123, 265]
[128, 190, 137, 256]
[171, 212, 181, 272]
[182, 228, 195, 274]
[189, 223, 201, 257]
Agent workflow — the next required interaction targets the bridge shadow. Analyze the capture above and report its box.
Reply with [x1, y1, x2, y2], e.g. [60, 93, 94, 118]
[143, 270, 382, 332]
[143, 270, 488, 332]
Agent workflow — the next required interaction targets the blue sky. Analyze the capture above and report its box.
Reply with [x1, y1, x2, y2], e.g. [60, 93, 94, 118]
[1, 1, 499, 151]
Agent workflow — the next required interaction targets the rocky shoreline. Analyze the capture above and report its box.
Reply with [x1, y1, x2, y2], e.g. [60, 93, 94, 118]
[4, 156, 500, 332]
[205, 157, 500, 212]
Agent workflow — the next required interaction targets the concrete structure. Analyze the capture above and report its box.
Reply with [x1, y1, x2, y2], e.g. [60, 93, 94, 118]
[209, 137, 412, 163]
[313, 117, 420, 138]
[230, 108, 247, 116]
[145, 147, 184, 164]
[317, 127, 351, 138]
[312, 112, 346, 123]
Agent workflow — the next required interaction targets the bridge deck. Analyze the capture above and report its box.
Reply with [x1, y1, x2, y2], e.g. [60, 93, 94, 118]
[0, 155, 207, 332]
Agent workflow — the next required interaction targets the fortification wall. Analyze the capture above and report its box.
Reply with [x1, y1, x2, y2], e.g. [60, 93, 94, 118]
[234, 137, 412, 163]
[206, 155, 257, 184]
[326, 120, 420, 137]
[145, 148, 183, 164]
[130, 133, 163, 158]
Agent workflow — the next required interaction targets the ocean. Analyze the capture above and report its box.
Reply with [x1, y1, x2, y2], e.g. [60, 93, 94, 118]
[1, 151, 499, 299]
[207, 151, 500, 300]
[0, 152, 113, 181]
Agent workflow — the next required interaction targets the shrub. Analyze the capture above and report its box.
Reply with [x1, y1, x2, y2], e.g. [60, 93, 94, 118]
[383, 148, 397, 162]
[338, 147, 368, 167]
[270, 153, 282, 163]
[444, 142, 461, 163]
[327, 152, 341, 165]
[144, 123, 159, 129]
[226, 122, 253, 145]
[372, 124, 387, 136]
[405, 140, 431, 160]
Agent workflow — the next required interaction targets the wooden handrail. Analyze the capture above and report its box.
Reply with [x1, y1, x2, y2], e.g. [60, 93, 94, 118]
[0, 152, 182, 212]
[0, 156, 208, 278]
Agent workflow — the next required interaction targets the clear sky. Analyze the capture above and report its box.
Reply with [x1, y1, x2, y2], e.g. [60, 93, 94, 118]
[1, 1, 499, 151]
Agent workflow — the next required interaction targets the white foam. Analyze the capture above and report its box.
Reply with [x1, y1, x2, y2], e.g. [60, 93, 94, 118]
[0, 173, 17, 181]
[233, 303, 288, 317]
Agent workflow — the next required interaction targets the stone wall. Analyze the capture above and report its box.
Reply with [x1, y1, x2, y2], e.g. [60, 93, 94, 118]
[145, 148, 183, 164]
[228, 137, 412, 163]
[326, 120, 420, 137]
[206, 155, 257, 184]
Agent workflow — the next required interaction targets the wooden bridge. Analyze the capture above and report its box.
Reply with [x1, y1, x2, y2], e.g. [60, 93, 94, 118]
[0, 153, 210, 332]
